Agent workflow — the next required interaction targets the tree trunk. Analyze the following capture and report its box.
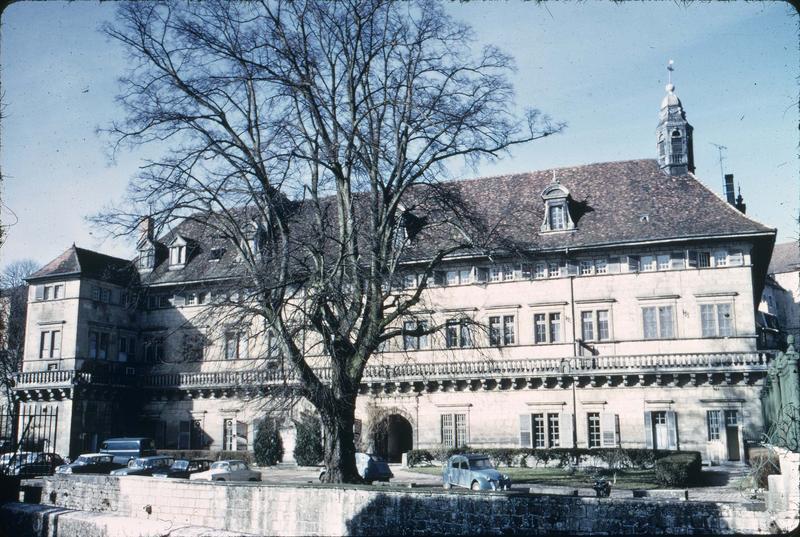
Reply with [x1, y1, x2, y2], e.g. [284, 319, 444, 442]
[319, 397, 362, 483]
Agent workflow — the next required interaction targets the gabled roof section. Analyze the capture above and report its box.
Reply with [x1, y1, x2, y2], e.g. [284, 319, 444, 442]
[27, 246, 136, 286]
[769, 242, 800, 275]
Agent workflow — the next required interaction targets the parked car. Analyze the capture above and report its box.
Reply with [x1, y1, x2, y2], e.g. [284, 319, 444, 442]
[6, 452, 65, 477]
[110, 455, 175, 477]
[99, 437, 157, 465]
[189, 460, 261, 482]
[55, 453, 126, 475]
[442, 454, 511, 491]
[318, 453, 393, 484]
[152, 459, 213, 479]
[0, 452, 33, 474]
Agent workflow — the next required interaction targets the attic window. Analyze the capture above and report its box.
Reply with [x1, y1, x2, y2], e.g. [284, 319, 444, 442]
[540, 181, 575, 233]
[170, 245, 186, 266]
[210, 248, 225, 262]
[138, 248, 155, 269]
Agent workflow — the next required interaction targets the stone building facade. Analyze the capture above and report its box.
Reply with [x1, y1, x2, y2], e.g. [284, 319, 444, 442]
[15, 83, 777, 465]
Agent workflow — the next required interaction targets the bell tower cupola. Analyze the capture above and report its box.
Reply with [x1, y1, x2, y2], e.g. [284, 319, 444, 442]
[657, 60, 694, 176]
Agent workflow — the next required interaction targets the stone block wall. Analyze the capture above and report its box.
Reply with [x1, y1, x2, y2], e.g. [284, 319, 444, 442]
[39, 475, 781, 535]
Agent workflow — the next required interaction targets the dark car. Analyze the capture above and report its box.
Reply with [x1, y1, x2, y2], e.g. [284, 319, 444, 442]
[99, 437, 157, 465]
[442, 454, 511, 491]
[110, 455, 175, 476]
[319, 453, 393, 484]
[152, 459, 213, 479]
[7, 452, 65, 477]
[55, 453, 126, 475]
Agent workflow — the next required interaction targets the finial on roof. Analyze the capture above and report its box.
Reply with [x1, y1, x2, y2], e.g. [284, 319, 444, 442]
[667, 59, 674, 86]
[552, 170, 559, 184]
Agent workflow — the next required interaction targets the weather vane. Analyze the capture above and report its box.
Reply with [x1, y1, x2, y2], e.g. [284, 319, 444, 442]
[667, 60, 674, 86]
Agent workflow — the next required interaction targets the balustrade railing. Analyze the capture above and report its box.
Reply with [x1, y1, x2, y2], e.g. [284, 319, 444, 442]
[14, 351, 771, 391]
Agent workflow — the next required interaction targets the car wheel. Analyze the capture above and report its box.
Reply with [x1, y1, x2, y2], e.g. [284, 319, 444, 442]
[319, 471, 326, 482]
[471, 481, 481, 491]
[443, 482, 451, 490]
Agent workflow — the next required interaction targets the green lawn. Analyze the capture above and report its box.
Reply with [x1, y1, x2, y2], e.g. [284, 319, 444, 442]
[408, 466, 661, 490]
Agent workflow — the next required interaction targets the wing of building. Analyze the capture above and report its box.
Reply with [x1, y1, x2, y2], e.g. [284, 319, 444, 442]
[16, 82, 778, 466]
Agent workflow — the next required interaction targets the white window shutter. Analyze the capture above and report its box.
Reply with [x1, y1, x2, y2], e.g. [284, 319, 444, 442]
[644, 412, 654, 449]
[666, 411, 678, 450]
[601, 413, 617, 447]
[519, 414, 532, 448]
[559, 412, 573, 449]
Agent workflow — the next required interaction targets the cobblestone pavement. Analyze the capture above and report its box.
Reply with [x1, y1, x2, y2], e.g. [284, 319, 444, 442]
[256, 462, 761, 505]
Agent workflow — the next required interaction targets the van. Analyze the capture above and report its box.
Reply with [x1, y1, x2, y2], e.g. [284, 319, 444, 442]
[99, 438, 157, 465]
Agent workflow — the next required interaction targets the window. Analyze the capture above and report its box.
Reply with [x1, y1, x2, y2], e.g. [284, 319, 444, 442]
[36, 284, 66, 301]
[225, 331, 241, 360]
[707, 410, 722, 441]
[446, 271, 459, 286]
[534, 314, 547, 343]
[549, 205, 566, 230]
[580, 260, 594, 275]
[657, 255, 671, 270]
[714, 251, 728, 267]
[139, 249, 155, 269]
[534, 263, 547, 279]
[441, 413, 468, 447]
[549, 313, 562, 343]
[170, 245, 186, 266]
[502, 265, 516, 281]
[118, 335, 135, 362]
[641, 255, 656, 272]
[547, 413, 560, 447]
[521, 264, 532, 279]
[489, 315, 515, 346]
[88, 331, 109, 360]
[700, 304, 734, 337]
[587, 413, 601, 448]
[144, 337, 164, 363]
[642, 306, 674, 339]
[183, 333, 205, 361]
[223, 419, 248, 451]
[92, 286, 101, 301]
[548, 262, 560, 278]
[697, 251, 711, 268]
[725, 409, 738, 426]
[459, 269, 472, 285]
[595, 259, 607, 274]
[532, 414, 546, 448]
[186, 293, 197, 306]
[39, 330, 61, 359]
[101, 289, 111, 303]
[489, 267, 502, 282]
[728, 250, 744, 266]
[403, 274, 417, 289]
[580, 310, 610, 342]
[671, 130, 682, 155]
[209, 248, 225, 261]
[445, 319, 472, 348]
[402, 321, 428, 350]
[645, 410, 677, 450]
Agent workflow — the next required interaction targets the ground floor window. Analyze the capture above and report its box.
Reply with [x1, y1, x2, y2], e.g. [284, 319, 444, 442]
[644, 410, 678, 449]
[707, 410, 722, 440]
[587, 413, 601, 448]
[519, 412, 567, 448]
[441, 413, 467, 447]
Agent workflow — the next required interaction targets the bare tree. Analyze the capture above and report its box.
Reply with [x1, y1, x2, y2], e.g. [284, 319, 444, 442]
[0, 259, 40, 410]
[97, 0, 562, 482]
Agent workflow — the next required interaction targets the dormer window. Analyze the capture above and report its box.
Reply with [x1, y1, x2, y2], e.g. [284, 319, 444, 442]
[138, 248, 155, 270]
[168, 235, 188, 268]
[209, 247, 225, 261]
[540, 180, 575, 233]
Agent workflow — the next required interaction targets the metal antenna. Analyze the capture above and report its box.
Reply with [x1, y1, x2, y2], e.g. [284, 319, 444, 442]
[667, 60, 674, 85]
[709, 142, 727, 190]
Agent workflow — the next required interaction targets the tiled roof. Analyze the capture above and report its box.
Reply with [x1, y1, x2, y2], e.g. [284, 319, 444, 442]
[27, 246, 136, 286]
[769, 241, 800, 274]
[33, 159, 776, 288]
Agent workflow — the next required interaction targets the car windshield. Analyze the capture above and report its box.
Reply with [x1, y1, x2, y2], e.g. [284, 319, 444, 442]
[172, 460, 189, 470]
[469, 458, 493, 470]
[210, 462, 227, 470]
[129, 458, 147, 469]
[74, 456, 95, 465]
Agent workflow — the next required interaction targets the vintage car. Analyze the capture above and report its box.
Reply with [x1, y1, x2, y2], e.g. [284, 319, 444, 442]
[55, 453, 126, 475]
[152, 459, 213, 479]
[110, 455, 175, 476]
[319, 453, 393, 484]
[442, 454, 511, 491]
[6, 452, 65, 477]
[189, 460, 261, 482]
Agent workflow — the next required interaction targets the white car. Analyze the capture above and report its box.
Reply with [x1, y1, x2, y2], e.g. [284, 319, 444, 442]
[189, 460, 261, 482]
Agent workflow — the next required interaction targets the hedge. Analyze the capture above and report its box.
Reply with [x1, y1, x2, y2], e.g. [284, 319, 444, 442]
[405, 446, 691, 470]
[157, 449, 254, 464]
[654, 452, 703, 486]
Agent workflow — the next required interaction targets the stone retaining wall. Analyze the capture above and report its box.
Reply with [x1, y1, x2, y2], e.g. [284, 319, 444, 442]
[38, 475, 779, 536]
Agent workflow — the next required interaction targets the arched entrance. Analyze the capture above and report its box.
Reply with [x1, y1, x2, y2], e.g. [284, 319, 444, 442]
[373, 414, 413, 463]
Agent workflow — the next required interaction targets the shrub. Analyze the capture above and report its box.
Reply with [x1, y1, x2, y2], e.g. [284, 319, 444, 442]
[654, 452, 702, 486]
[406, 449, 435, 467]
[748, 453, 781, 488]
[253, 419, 283, 466]
[293, 414, 324, 466]
[216, 450, 255, 464]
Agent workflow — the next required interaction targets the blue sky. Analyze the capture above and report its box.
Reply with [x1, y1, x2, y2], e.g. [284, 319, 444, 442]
[1, 1, 797, 271]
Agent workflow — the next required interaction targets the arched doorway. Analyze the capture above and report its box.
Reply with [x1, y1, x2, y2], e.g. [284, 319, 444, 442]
[373, 414, 413, 463]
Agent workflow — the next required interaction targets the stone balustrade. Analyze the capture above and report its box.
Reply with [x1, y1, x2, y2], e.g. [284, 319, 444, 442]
[14, 352, 771, 398]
